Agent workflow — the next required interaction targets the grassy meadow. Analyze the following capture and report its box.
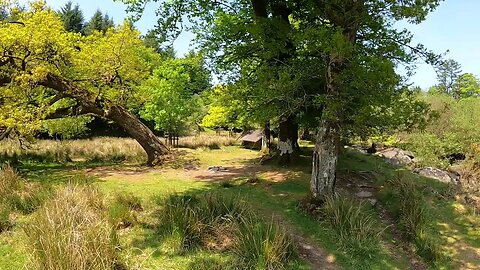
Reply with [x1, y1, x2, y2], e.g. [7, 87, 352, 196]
[0, 135, 479, 269]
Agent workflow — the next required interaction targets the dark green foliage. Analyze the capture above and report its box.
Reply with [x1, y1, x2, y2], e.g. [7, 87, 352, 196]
[84, 10, 114, 35]
[58, 1, 84, 33]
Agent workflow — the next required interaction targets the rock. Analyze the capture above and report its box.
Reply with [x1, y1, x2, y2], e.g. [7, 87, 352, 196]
[207, 166, 228, 173]
[184, 163, 199, 171]
[375, 148, 415, 166]
[414, 167, 458, 184]
[356, 191, 373, 198]
[367, 199, 377, 206]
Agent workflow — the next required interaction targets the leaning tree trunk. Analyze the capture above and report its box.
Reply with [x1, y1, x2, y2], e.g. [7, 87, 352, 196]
[103, 105, 170, 166]
[310, 120, 340, 198]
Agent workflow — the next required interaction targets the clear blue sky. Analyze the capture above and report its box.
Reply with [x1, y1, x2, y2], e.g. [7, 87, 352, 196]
[20, 0, 480, 89]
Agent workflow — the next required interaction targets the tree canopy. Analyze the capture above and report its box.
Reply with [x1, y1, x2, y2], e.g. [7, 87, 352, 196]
[0, 1, 169, 165]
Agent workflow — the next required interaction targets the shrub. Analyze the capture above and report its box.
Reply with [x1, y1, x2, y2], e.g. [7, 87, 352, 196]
[25, 185, 122, 270]
[233, 218, 296, 270]
[320, 195, 382, 256]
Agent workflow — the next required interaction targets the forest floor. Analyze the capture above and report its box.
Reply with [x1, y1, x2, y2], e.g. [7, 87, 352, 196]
[1, 144, 479, 269]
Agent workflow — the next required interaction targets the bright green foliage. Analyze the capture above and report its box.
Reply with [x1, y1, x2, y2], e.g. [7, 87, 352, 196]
[40, 116, 93, 139]
[57, 1, 84, 33]
[454, 73, 480, 99]
[0, 5, 157, 136]
[401, 93, 480, 167]
[139, 53, 210, 134]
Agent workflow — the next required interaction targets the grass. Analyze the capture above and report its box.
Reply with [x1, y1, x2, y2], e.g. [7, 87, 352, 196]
[319, 195, 383, 257]
[0, 138, 479, 269]
[24, 185, 123, 270]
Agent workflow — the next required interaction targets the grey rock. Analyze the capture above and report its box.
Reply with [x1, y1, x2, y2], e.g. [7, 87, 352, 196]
[356, 191, 373, 198]
[208, 166, 228, 173]
[376, 148, 415, 166]
[414, 167, 457, 184]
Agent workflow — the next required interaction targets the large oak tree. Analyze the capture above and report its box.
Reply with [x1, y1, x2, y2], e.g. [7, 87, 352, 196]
[121, 0, 442, 198]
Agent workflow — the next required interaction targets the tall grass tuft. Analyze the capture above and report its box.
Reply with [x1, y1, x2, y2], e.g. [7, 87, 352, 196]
[155, 193, 297, 268]
[25, 185, 123, 270]
[320, 195, 382, 256]
[0, 204, 12, 233]
[108, 193, 143, 229]
[233, 218, 296, 269]
[386, 173, 446, 264]
[0, 164, 51, 214]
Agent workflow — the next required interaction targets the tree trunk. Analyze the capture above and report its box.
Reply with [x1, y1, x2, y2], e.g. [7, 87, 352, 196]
[310, 0, 364, 199]
[104, 105, 170, 166]
[311, 120, 340, 198]
[277, 115, 299, 165]
[262, 121, 271, 151]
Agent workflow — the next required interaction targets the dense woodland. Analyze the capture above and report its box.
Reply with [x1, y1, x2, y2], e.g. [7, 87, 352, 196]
[0, 0, 479, 269]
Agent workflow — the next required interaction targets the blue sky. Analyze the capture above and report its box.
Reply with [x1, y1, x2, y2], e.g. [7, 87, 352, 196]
[20, 0, 480, 89]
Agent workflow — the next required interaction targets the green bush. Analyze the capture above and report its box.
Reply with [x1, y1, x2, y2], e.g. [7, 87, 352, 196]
[25, 185, 122, 270]
[320, 195, 382, 256]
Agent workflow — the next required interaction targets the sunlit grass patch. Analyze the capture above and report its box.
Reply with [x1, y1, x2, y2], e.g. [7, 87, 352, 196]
[25, 185, 124, 270]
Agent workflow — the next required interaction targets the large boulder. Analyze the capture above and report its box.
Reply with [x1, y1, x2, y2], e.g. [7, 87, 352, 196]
[413, 167, 459, 184]
[375, 148, 415, 166]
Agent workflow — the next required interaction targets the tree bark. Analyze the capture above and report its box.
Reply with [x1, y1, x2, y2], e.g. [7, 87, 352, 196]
[310, 0, 364, 199]
[311, 120, 339, 198]
[262, 121, 271, 151]
[277, 114, 299, 165]
[103, 105, 170, 166]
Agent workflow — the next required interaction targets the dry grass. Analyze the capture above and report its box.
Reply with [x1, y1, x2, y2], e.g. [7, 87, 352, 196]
[25, 185, 123, 270]
[0, 137, 145, 163]
[0, 135, 238, 164]
[178, 135, 238, 149]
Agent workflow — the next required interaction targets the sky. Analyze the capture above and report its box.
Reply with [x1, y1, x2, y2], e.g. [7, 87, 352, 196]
[19, 0, 480, 89]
